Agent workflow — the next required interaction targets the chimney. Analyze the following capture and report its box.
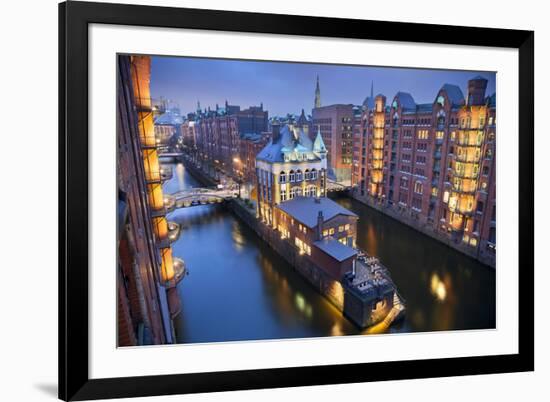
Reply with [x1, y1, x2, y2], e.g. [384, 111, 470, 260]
[316, 210, 324, 241]
[272, 120, 281, 144]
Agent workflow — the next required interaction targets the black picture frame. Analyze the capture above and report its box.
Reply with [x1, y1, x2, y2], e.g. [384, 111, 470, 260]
[59, 1, 534, 400]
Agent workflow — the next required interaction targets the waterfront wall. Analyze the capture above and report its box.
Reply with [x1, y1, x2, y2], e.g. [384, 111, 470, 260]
[227, 199, 345, 311]
[347, 192, 496, 269]
[180, 158, 392, 328]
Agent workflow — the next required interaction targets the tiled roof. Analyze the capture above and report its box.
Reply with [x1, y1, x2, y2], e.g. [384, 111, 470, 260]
[314, 238, 357, 262]
[275, 196, 357, 229]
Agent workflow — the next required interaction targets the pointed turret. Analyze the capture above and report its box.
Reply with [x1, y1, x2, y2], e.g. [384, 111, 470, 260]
[314, 75, 321, 109]
[196, 100, 201, 115]
[313, 126, 327, 159]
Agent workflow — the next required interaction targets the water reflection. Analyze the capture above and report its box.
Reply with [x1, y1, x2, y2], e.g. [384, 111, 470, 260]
[163, 163, 495, 344]
[334, 196, 495, 332]
[430, 273, 447, 302]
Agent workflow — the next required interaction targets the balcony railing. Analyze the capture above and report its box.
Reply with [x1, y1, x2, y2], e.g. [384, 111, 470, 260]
[454, 153, 480, 163]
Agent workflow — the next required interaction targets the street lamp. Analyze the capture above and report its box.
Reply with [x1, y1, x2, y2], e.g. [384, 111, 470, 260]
[233, 158, 243, 198]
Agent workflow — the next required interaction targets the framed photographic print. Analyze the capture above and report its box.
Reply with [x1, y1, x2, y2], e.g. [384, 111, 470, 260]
[59, 1, 534, 400]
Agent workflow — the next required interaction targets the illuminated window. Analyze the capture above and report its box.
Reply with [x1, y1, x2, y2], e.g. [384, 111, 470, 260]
[470, 238, 478, 247]
[414, 181, 423, 194]
[436, 131, 444, 139]
[329, 228, 335, 235]
[322, 229, 328, 237]
[280, 189, 287, 201]
[338, 225, 344, 232]
[345, 224, 350, 231]
[443, 191, 450, 203]
[417, 130, 429, 139]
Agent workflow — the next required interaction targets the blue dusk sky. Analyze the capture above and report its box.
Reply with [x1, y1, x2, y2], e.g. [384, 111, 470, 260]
[150, 56, 496, 117]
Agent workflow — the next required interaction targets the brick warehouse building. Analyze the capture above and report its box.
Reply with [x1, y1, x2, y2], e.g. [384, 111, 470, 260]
[194, 101, 268, 179]
[312, 103, 355, 183]
[352, 76, 496, 267]
[117, 55, 186, 346]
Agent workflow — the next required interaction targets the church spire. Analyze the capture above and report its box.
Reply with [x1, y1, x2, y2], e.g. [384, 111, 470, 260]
[196, 100, 201, 114]
[314, 75, 321, 109]
[370, 81, 374, 99]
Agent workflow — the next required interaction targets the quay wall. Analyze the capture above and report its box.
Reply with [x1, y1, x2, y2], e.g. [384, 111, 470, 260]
[346, 193, 496, 269]
[227, 199, 345, 311]
[179, 158, 392, 327]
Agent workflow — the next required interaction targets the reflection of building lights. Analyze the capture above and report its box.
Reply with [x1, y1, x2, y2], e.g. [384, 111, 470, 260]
[295, 293, 305, 312]
[430, 273, 447, 302]
[330, 323, 344, 336]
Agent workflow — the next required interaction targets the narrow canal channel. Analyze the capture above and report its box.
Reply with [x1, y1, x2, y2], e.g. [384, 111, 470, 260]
[163, 162, 495, 344]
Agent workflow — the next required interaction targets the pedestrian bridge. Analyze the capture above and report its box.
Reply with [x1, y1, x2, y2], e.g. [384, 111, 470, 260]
[164, 188, 237, 210]
[326, 180, 351, 192]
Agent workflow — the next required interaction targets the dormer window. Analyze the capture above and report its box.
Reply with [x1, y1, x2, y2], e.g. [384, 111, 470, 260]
[437, 95, 445, 106]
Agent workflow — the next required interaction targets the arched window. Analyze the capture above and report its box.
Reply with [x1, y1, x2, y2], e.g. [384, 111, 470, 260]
[289, 170, 295, 182]
[290, 187, 302, 199]
[437, 110, 445, 127]
[304, 169, 310, 180]
[400, 176, 408, 189]
[295, 170, 303, 182]
[279, 171, 286, 184]
[308, 185, 317, 197]
[414, 181, 423, 194]
[310, 168, 317, 180]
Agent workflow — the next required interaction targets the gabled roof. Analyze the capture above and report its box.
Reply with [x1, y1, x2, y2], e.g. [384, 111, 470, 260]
[394, 92, 416, 110]
[314, 238, 357, 262]
[275, 197, 357, 229]
[440, 84, 465, 106]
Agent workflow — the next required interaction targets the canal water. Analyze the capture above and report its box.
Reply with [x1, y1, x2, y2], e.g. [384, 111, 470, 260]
[163, 162, 495, 344]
